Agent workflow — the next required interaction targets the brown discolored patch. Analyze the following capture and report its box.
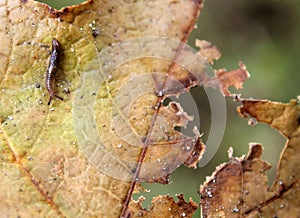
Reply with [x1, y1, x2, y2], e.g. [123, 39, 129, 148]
[129, 194, 198, 218]
[200, 144, 273, 218]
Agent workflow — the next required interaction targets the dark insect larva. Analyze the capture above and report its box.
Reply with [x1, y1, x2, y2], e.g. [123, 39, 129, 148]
[46, 38, 63, 105]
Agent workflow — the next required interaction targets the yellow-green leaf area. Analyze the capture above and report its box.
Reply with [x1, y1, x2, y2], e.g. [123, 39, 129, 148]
[0, 0, 209, 217]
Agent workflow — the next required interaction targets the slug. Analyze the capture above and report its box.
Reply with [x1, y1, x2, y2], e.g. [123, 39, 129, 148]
[46, 38, 63, 105]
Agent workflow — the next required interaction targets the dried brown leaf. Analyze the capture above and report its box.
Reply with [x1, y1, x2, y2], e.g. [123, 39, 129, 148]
[200, 99, 300, 217]
[129, 194, 197, 218]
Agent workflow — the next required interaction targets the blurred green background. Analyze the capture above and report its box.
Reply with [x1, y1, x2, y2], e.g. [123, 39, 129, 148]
[39, 0, 299, 217]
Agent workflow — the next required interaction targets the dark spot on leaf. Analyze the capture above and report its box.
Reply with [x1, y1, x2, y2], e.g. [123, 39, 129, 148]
[63, 87, 70, 94]
[35, 83, 41, 88]
[298, 116, 300, 125]
[92, 28, 101, 37]
[108, 7, 114, 13]
[62, 8, 69, 13]
[131, 167, 137, 174]
[141, 136, 146, 143]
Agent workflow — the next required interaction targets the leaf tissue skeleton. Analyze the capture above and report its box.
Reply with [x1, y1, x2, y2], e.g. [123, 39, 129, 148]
[46, 38, 63, 105]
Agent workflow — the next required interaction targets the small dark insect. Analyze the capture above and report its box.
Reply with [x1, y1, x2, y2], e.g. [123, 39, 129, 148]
[46, 38, 63, 105]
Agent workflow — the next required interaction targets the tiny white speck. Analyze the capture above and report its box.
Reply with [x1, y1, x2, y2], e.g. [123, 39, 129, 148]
[232, 207, 239, 213]
[207, 191, 213, 198]
[248, 118, 257, 126]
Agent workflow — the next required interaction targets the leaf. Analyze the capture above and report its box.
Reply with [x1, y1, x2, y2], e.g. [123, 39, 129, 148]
[0, 0, 249, 217]
[129, 194, 197, 218]
[200, 99, 300, 217]
[195, 39, 221, 64]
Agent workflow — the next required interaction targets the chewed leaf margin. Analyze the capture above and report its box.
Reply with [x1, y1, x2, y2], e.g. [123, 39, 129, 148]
[200, 98, 300, 217]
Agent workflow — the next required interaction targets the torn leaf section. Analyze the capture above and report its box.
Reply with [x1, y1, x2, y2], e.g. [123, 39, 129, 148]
[195, 39, 221, 64]
[129, 194, 197, 218]
[201, 99, 300, 217]
[238, 99, 299, 137]
[238, 99, 300, 198]
[200, 144, 276, 218]
[210, 61, 250, 96]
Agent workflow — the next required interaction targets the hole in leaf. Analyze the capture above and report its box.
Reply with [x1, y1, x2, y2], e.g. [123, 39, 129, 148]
[163, 97, 172, 106]
[36, 0, 86, 9]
